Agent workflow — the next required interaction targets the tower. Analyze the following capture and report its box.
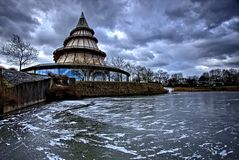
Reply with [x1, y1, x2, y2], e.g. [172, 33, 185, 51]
[53, 12, 106, 66]
[22, 12, 130, 82]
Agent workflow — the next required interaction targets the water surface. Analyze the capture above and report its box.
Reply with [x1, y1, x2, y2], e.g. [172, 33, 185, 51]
[0, 92, 239, 159]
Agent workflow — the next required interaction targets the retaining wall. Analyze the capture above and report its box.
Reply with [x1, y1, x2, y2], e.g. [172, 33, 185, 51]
[0, 79, 51, 114]
[75, 81, 167, 97]
[1, 80, 167, 115]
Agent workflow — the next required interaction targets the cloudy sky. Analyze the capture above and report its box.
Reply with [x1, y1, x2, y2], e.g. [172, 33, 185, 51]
[0, 0, 239, 76]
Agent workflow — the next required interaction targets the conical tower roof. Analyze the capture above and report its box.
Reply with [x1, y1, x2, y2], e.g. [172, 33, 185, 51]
[76, 12, 89, 28]
[53, 12, 106, 66]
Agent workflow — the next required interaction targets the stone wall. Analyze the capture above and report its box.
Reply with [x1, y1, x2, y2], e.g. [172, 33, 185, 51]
[1, 79, 51, 114]
[75, 81, 167, 97]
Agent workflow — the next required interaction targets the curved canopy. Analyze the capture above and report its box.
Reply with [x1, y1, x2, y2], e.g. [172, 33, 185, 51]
[22, 63, 130, 76]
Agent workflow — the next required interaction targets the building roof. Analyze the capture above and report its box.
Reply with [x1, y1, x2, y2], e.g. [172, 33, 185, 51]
[53, 12, 105, 63]
[22, 63, 130, 76]
[76, 12, 89, 28]
[1, 69, 49, 86]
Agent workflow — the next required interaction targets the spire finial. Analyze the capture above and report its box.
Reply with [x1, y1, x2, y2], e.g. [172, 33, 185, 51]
[81, 12, 85, 18]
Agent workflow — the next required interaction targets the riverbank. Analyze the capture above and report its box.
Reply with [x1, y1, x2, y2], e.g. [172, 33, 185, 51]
[173, 86, 239, 92]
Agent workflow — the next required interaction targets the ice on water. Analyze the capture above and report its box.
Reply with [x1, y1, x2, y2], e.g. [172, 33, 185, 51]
[0, 92, 239, 159]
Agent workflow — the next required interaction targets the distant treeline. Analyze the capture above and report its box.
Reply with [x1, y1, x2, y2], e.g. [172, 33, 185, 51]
[107, 57, 239, 87]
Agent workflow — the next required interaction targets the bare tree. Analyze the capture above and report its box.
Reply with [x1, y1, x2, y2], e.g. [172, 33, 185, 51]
[209, 69, 222, 81]
[199, 72, 210, 81]
[1, 34, 38, 71]
[133, 65, 154, 82]
[134, 65, 144, 82]
[124, 62, 136, 81]
[155, 70, 169, 84]
[171, 73, 183, 80]
[109, 57, 126, 70]
[145, 68, 154, 82]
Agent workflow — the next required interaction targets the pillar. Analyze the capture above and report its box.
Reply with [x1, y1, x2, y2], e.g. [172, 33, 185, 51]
[126, 75, 129, 82]
[108, 72, 110, 81]
[86, 70, 90, 81]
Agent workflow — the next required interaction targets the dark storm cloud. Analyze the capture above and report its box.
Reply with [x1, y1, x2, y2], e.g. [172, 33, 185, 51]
[165, 7, 189, 19]
[166, 0, 239, 28]
[0, 0, 39, 39]
[0, 0, 238, 75]
[225, 60, 239, 67]
[80, 0, 126, 29]
[195, 34, 239, 58]
[0, 0, 35, 24]
[192, 0, 239, 28]
[164, 0, 239, 40]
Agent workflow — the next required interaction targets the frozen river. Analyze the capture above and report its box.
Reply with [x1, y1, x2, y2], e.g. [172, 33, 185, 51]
[0, 92, 239, 159]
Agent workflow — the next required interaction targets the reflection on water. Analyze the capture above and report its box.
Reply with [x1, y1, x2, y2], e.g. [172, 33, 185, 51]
[0, 92, 239, 159]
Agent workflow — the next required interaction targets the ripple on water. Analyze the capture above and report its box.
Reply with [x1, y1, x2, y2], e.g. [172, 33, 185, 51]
[157, 148, 181, 155]
[104, 144, 138, 155]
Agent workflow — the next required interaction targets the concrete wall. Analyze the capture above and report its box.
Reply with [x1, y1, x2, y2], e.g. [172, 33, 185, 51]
[1, 79, 51, 114]
[75, 81, 167, 97]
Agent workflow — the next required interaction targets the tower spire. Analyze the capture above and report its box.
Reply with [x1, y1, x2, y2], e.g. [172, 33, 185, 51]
[76, 12, 89, 28]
